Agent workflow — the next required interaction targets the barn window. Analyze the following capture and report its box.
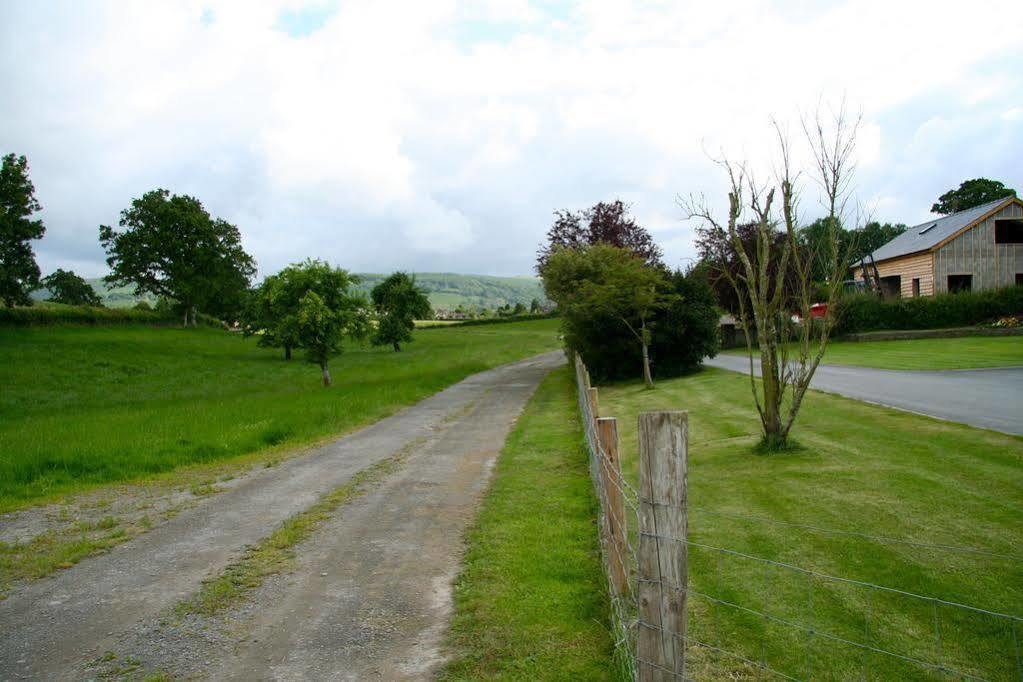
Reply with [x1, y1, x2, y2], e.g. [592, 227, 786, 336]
[912, 278, 920, 297]
[919, 223, 937, 235]
[995, 219, 1023, 244]
[948, 274, 972, 293]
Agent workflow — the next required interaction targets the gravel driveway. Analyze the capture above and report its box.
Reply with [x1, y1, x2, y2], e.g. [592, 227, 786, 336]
[0, 351, 564, 681]
[705, 354, 1023, 435]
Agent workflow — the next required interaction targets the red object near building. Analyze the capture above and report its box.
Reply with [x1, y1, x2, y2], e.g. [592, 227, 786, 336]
[810, 303, 828, 319]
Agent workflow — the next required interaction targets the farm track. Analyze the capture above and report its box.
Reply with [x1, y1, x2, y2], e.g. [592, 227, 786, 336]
[0, 351, 564, 680]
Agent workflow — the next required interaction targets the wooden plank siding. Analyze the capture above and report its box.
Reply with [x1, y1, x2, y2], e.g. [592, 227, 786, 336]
[852, 251, 934, 298]
[933, 201, 1023, 293]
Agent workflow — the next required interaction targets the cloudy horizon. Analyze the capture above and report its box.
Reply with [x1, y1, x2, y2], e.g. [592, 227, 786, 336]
[2, 0, 1021, 280]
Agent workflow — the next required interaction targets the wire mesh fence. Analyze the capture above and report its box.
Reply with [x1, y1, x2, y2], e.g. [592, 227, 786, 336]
[573, 354, 1023, 682]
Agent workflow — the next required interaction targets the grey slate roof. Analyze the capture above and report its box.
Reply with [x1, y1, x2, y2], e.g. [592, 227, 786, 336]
[868, 196, 1017, 263]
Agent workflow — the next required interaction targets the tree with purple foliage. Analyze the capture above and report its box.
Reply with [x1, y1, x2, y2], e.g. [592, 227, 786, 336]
[535, 200, 662, 273]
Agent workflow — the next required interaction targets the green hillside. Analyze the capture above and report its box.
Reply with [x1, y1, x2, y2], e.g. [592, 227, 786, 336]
[352, 273, 546, 311]
[31, 273, 546, 312]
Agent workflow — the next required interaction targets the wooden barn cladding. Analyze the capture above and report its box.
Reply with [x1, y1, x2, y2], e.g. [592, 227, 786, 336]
[853, 196, 1023, 298]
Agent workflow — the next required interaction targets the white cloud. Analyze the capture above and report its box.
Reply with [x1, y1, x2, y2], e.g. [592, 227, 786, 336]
[0, 0, 1020, 278]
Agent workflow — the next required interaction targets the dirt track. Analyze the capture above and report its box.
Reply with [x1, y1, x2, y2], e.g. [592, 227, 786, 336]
[0, 351, 563, 680]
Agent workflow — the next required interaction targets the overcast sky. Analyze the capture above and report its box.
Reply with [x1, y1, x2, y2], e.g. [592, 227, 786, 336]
[2, 0, 1021, 279]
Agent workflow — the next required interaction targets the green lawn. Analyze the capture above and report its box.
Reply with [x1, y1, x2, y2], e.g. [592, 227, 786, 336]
[0, 319, 560, 510]
[726, 335, 1023, 370]
[598, 368, 1023, 680]
[441, 367, 616, 681]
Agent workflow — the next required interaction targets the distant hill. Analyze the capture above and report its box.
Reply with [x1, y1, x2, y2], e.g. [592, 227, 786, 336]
[32, 273, 546, 312]
[353, 273, 547, 311]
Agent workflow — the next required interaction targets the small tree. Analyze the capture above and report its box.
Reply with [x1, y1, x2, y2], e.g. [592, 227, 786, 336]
[370, 272, 432, 352]
[99, 189, 255, 326]
[42, 269, 102, 306]
[683, 105, 861, 448]
[931, 178, 1016, 215]
[245, 259, 364, 360]
[536, 200, 662, 273]
[529, 297, 541, 313]
[0, 153, 45, 307]
[544, 244, 670, 388]
[296, 292, 343, 386]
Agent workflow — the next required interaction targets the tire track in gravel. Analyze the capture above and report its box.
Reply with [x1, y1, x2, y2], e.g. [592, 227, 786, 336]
[0, 351, 564, 681]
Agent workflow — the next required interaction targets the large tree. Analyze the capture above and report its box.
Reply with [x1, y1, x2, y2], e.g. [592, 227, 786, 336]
[370, 272, 432, 352]
[42, 269, 102, 306]
[0, 153, 45, 307]
[99, 189, 256, 325]
[931, 178, 1016, 215]
[244, 259, 368, 362]
[683, 105, 860, 449]
[536, 200, 662, 273]
[849, 221, 906, 262]
[544, 244, 671, 388]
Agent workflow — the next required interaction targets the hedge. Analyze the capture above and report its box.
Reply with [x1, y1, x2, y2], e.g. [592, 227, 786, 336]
[0, 305, 222, 328]
[428, 312, 558, 328]
[833, 286, 1023, 335]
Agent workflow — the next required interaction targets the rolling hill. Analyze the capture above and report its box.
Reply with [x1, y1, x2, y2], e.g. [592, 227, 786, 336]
[33, 274, 547, 312]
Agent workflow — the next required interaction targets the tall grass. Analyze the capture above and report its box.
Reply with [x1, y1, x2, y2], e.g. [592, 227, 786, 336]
[0, 320, 560, 510]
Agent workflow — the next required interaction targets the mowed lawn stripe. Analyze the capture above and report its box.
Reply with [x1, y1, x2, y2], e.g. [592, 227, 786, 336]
[598, 367, 1023, 680]
[441, 366, 617, 681]
[0, 320, 560, 509]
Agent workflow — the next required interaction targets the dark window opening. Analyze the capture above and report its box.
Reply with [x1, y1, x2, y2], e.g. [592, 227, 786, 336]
[995, 219, 1023, 244]
[948, 274, 972, 293]
[1016, 273, 1023, 286]
[912, 278, 920, 297]
[880, 275, 901, 299]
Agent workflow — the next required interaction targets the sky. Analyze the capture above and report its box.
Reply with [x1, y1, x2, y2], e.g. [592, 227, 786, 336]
[1, 0, 1021, 279]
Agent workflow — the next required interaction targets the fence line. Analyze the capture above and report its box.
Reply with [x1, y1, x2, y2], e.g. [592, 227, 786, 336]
[572, 353, 1023, 681]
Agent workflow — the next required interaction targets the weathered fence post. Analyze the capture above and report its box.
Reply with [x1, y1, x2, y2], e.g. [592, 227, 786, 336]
[637, 411, 689, 681]
[587, 387, 600, 421]
[596, 416, 628, 598]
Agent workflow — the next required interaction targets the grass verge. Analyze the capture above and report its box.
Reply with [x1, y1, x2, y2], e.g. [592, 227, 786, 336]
[175, 446, 412, 617]
[724, 335, 1023, 370]
[598, 367, 1023, 680]
[440, 367, 616, 681]
[0, 318, 559, 510]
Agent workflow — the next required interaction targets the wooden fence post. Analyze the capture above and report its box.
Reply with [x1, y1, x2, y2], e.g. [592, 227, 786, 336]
[596, 417, 628, 598]
[637, 411, 689, 681]
[587, 387, 599, 421]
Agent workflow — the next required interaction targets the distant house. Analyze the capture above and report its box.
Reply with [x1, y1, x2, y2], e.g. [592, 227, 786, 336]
[852, 196, 1023, 298]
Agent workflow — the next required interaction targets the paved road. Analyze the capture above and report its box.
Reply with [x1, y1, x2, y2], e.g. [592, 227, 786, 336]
[0, 352, 564, 681]
[705, 354, 1023, 435]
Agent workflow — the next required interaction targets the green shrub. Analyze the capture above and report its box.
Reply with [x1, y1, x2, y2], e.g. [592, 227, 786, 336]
[834, 286, 1023, 334]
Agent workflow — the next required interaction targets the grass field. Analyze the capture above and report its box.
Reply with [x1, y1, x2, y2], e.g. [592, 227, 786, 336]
[597, 368, 1022, 680]
[0, 319, 560, 511]
[725, 335, 1023, 370]
[441, 367, 616, 680]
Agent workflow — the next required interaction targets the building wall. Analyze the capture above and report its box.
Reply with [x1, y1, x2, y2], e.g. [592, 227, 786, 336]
[853, 251, 933, 298]
[933, 201, 1023, 293]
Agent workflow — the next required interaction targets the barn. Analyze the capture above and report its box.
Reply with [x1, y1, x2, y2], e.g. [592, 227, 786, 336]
[852, 196, 1023, 298]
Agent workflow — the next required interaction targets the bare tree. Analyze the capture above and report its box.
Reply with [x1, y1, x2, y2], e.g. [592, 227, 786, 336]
[681, 103, 861, 448]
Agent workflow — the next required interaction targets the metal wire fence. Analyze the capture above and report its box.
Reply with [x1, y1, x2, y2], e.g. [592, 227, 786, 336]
[573, 354, 1023, 682]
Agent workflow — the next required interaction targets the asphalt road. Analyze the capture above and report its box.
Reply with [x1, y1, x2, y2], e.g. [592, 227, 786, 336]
[705, 354, 1023, 436]
[0, 351, 564, 681]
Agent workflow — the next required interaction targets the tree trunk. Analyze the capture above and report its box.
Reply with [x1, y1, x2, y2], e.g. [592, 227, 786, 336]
[759, 349, 785, 447]
[393, 341, 401, 352]
[284, 345, 292, 361]
[321, 362, 332, 387]
[641, 321, 654, 389]
[182, 308, 189, 326]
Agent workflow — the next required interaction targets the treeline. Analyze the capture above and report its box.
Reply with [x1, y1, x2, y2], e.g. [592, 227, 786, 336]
[0, 153, 436, 386]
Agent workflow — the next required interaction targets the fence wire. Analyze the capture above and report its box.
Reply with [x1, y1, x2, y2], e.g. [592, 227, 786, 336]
[573, 354, 1023, 682]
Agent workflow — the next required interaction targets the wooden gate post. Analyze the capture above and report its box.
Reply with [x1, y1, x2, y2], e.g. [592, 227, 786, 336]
[596, 417, 628, 598]
[637, 411, 689, 681]
[587, 387, 599, 422]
